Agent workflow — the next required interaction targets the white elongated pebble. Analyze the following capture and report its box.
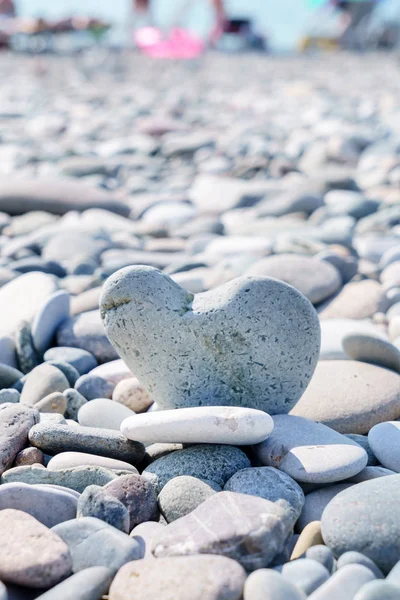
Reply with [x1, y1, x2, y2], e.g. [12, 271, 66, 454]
[121, 406, 274, 445]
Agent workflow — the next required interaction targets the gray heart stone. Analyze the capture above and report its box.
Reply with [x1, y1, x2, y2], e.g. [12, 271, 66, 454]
[100, 266, 321, 413]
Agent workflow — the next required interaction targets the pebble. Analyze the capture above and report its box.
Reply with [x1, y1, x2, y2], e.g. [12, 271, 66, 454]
[63, 388, 87, 420]
[255, 415, 367, 483]
[291, 522, 324, 560]
[52, 516, 141, 573]
[112, 377, 153, 413]
[57, 310, 119, 363]
[121, 406, 274, 446]
[100, 265, 320, 413]
[306, 545, 335, 573]
[47, 451, 139, 473]
[224, 467, 304, 526]
[345, 434, 379, 466]
[368, 422, 400, 472]
[158, 476, 220, 522]
[354, 580, 400, 600]
[35, 391, 67, 414]
[34, 567, 114, 600]
[152, 491, 293, 571]
[342, 333, 400, 373]
[0, 403, 39, 475]
[244, 569, 307, 600]
[15, 320, 40, 373]
[104, 474, 159, 530]
[79, 398, 135, 430]
[46, 360, 80, 386]
[130, 521, 165, 558]
[321, 475, 400, 573]
[308, 564, 375, 600]
[280, 558, 330, 595]
[246, 254, 342, 304]
[0, 482, 77, 527]
[74, 374, 115, 400]
[88, 359, 132, 385]
[0, 363, 24, 388]
[143, 444, 250, 490]
[337, 552, 384, 579]
[319, 280, 387, 320]
[109, 555, 246, 600]
[291, 360, 400, 434]
[0, 509, 72, 588]
[32, 291, 71, 354]
[14, 446, 44, 467]
[2, 465, 122, 493]
[20, 363, 69, 406]
[77, 485, 130, 533]
[28, 423, 145, 464]
[320, 319, 387, 360]
[44, 346, 97, 375]
[297, 484, 353, 531]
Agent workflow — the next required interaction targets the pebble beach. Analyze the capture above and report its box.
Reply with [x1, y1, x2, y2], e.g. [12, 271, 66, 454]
[0, 49, 399, 598]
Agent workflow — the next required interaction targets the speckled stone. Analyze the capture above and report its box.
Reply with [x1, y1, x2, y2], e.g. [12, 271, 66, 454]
[34, 566, 114, 600]
[321, 475, 400, 573]
[104, 474, 159, 530]
[0, 482, 77, 527]
[342, 333, 400, 373]
[0, 388, 20, 404]
[62, 388, 88, 420]
[77, 485, 130, 533]
[152, 491, 293, 571]
[255, 415, 367, 483]
[109, 555, 246, 600]
[1, 465, 123, 494]
[224, 467, 304, 527]
[158, 476, 220, 522]
[244, 569, 307, 600]
[0, 403, 39, 475]
[20, 363, 69, 406]
[14, 320, 40, 374]
[121, 407, 273, 445]
[291, 361, 400, 434]
[246, 254, 342, 304]
[0, 509, 72, 588]
[35, 392, 67, 415]
[308, 565, 375, 600]
[100, 266, 320, 413]
[14, 446, 44, 467]
[143, 444, 250, 490]
[28, 423, 145, 464]
[52, 516, 141, 573]
[368, 422, 400, 472]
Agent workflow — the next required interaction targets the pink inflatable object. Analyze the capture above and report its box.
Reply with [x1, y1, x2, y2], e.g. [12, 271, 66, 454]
[135, 27, 205, 59]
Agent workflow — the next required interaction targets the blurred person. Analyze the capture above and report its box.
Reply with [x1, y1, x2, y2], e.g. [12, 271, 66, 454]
[0, 0, 15, 18]
[331, 0, 378, 49]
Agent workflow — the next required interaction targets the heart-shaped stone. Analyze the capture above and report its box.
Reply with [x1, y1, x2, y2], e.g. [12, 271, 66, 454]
[100, 266, 320, 413]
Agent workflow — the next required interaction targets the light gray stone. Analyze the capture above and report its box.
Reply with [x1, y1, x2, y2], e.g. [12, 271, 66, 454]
[112, 377, 153, 413]
[281, 558, 330, 595]
[368, 422, 400, 472]
[0, 403, 39, 475]
[32, 291, 71, 354]
[20, 363, 69, 406]
[291, 361, 400, 434]
[354, 580, 400, 600]
[104, 473, 159, 530]
[44, 346, 97, 375]
[109, 555, 246, 600]
[47, 451, 138, 473]
[34, 566, 114, 600]
[158, 476, 220, 522]
[308, 565, 375, 600]
[152, 491, 293, 571]
[255, 415, 367, 483]
[0, 509, 72, 588]
[63, 388, 87, 421]
[100, 266, 320, 413]
[52, 516, 141, 573]
[57, 310, 119, 363]
[130, 521, 166, 558]
[246, 255, 342, 304]
[78, 398, 135, 430]
[244, 569, 306, 600]
[337, 552, 384, 579]
[297, 484, 353, 531]
[0, 482, 77, 527]
[342, 334, 400, 373]
[36, 391, 67, 415]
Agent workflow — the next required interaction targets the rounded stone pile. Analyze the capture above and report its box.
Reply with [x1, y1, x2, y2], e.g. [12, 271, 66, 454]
[0, 51, 399, 599]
